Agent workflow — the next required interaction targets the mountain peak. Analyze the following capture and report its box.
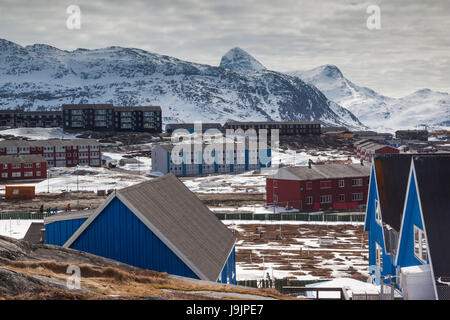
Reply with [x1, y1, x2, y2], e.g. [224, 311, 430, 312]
[319, 64, 344, 79]
[0, 38, 23, 50]
[25, 43, 64, 54]
[219, 47, 266, 72]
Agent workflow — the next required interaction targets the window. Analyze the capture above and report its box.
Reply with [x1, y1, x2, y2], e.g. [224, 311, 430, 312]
[36, 163, 41, 168]
[320, 180, 332, 189]
[375, 199, 382, 224]
[1, 173, 8, 178]
[95, 121, 107, 127]
[339, 179, 345, 188]
[12, 164, 21, 169]
[36, 171, 41, 176]
[352, 178, 363, 186]
[414, 225, 427, 263]
[2, 164, 7, 169]
[320, 195, 332, 203]
[24, 172, 33, 177]
[376, 242, 383, 270]
[306, 196, 313, 205]
[338, 194, 345, 202]
[352, 192, 363, 201]
[12, 172, 21, 177]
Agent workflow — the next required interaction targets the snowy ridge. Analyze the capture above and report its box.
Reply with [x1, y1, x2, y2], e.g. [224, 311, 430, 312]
[0, 39, 365, 129]
[289, 65, 449, 131]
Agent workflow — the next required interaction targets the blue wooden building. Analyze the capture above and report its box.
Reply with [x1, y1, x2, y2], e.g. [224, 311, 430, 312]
[44, 174, 237, 284]
[394, 155, 450, 300]
[45, 211, 91, 246]
[365, 154, 450, 299]
[364, 154, 413, 285]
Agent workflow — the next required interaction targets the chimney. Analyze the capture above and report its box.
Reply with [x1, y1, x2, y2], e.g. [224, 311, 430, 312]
[360, 159, 364, 166]
[308, 159, 312, 169]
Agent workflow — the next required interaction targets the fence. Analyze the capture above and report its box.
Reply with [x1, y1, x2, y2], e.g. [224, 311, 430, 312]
[237, 278, 321, 293]
[215, 212, 365, 222]
[0, 212, 47, 220]
[0, 211, 365, 222]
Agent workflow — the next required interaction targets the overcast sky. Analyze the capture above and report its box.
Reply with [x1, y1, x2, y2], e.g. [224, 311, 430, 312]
[0, 0, 449, 97]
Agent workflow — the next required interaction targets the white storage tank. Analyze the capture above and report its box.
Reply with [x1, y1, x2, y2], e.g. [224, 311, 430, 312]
[400, 265, 436, 300]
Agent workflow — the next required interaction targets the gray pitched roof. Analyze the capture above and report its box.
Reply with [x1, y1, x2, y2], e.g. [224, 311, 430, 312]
[365, 144, 397, 152]
[358, 141, 380, 150]
[279, 163, 370, 181]
[0, 139, 99, 148]
[0, 154, 46, 164]
[44, 210, 94, 224]
[65, 174, 236, 282]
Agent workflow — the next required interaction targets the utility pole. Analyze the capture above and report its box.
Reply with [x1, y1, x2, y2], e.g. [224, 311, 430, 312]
[76, 165, 79, 209]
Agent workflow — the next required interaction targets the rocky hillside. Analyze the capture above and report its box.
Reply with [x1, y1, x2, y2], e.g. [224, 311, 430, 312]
[0, 39, 364, 129]
[0, 235, 286, 300]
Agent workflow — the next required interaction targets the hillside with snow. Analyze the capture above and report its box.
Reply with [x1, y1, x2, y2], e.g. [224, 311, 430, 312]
[0, 39, 365, 129]
[289, 65, 449, 131]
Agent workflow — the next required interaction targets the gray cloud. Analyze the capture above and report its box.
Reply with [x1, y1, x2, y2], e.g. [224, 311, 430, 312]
[0, 0, 449, 97]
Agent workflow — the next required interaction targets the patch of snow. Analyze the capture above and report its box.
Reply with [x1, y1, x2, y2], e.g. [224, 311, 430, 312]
[0, 127, 80, 140]
[0, 219, 42, 239]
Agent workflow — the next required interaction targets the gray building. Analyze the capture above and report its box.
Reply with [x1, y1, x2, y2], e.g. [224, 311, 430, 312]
[0, 110, 62, 128]
[395, 130, 428, 141]
[62, 104, 162, 133]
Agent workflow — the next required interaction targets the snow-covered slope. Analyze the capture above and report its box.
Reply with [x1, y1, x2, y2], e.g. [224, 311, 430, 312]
[0, 39, 364, 129]
[289, 65, 449, 131]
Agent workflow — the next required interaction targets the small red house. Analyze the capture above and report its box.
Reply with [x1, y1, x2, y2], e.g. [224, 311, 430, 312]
[0, 155, 47, 181]
[363, 144, 399, 161]
[354, 139, 399, 161]
[266, 163, 371, 212]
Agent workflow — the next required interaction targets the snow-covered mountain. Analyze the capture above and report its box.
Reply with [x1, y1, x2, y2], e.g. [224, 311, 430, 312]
[219, 47, 266, 72]
[289, 65, 449, 131]
[0, 39, 365, 129]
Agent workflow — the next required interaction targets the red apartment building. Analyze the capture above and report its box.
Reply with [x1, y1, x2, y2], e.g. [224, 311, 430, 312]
[0, 155, 47, 181]
[0, 139, 101, 168]
[266, 163, 371, 211]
